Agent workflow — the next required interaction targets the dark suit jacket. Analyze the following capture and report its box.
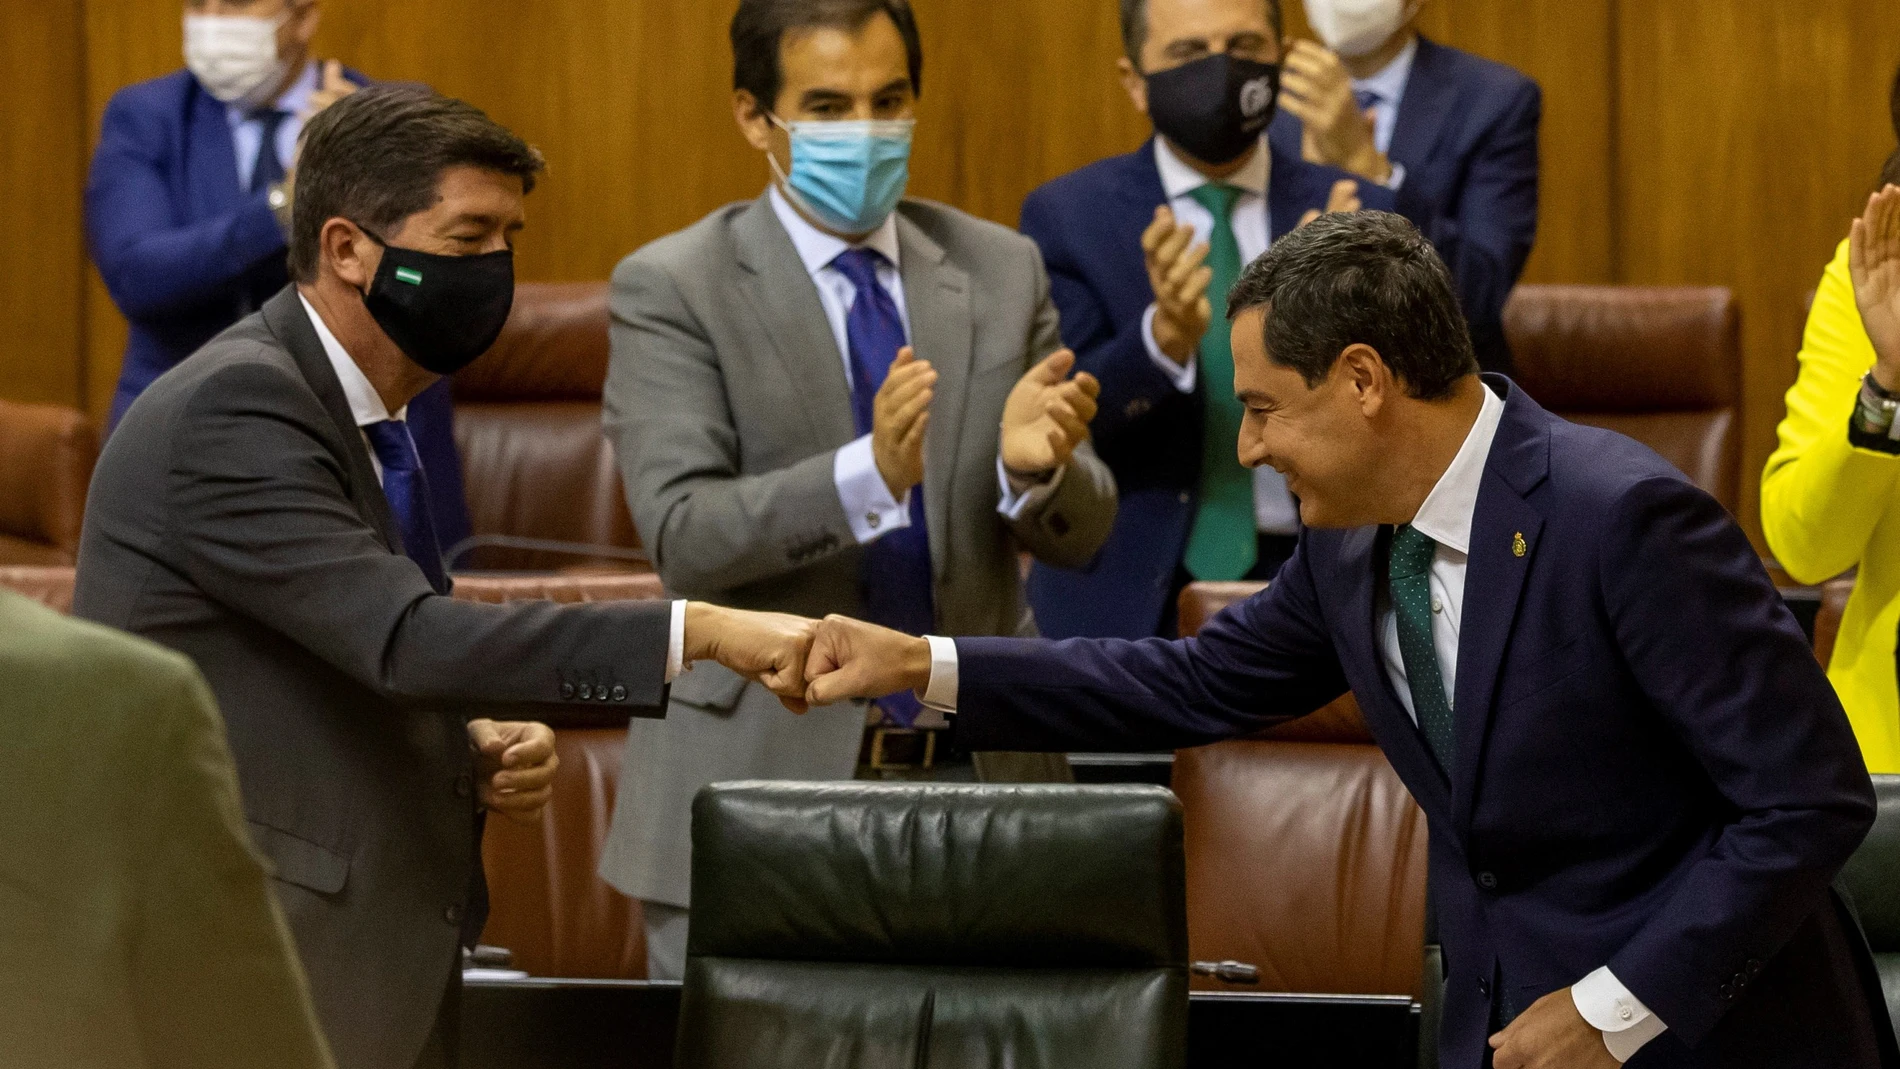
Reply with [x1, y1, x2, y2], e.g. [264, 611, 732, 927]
[1018, 139, 1394, 639]
[84, 68, 470, 549]
[953, 379, 1887, 1069]
[1271, 36, 1540, 374]
[73, 287, 672, 1069]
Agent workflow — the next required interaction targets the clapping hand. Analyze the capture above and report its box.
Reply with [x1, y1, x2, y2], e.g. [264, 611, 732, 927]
[1279, 39, 1390, 183]
[1851, 184, 1900, 392]
[683, 603, 820, 713]
[1299, 178, 1364, 229]
[803, 614, 935, 707]
[468, 719, 559, 825]
[1000, 349, 1100, 477]
[873, 347, 934, 500]
[302, 60, 359, 122]
[1142, 206, 1215, 365]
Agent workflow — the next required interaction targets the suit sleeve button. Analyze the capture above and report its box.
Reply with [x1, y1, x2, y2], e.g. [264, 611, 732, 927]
[559, 682, 576, 700]
[445, 904, 463, 926]
[1476, 871, 1498, 890]
[578, 684, 593, 700]
[611, 685, 628, 702]
[454, 773, 472, 798]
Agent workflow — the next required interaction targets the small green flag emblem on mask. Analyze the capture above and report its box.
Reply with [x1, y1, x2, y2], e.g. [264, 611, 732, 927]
[395, 267, 423, 286]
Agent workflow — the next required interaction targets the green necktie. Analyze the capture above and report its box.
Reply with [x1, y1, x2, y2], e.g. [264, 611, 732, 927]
[1389, 524, 1456, 773]
[1181, 182, 1254, 581]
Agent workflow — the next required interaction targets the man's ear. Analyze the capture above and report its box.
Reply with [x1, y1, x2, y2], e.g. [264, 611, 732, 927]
[1339, 343, 1390, 415]
[1117, 56, 1149, 116]
[734, 89, 776, 154]
[320, 217, 378, 290]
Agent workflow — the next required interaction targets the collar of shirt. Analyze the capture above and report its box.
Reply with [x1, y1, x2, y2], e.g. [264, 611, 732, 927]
[1350, 34, 1419, 110]
[1406, 379, 1505, 556]
[297, 293, 406, 426]
[1153, 136, 1271, 201]
[767, 182, 903, 279]
[223, 59, 319, 129]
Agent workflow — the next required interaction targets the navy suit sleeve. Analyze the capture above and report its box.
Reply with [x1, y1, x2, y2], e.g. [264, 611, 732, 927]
[953, 541, 1349, 751]
[1019, 188, 1184, 446]
[1393, 80, 1539, 338]
[1595, 476, 1874, 1045]
[85, 92, 287, 320]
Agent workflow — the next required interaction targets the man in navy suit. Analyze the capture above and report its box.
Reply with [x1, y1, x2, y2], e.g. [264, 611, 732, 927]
[1277, 0, 1540, 374]
[1022, 0, 1394, 640]
[86, 0, 469, 549]
[806, 212, 1892, 1069]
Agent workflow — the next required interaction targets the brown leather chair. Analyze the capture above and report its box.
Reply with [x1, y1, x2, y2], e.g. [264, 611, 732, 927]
[451, 283, 644, 572]
[1504, 285, 1742, 513]
[452, 571, 663, 979]
[0, 565, 77, 613]
[0, 399, 98, 567]
[1171, 582, 1427, 996]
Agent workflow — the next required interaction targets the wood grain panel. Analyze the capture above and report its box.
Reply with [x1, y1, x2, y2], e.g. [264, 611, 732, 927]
[1618, 1, 1900, 544]
[0, 5, 86, 408]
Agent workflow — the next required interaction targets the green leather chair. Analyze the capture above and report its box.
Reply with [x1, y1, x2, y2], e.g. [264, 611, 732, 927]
[1839, 774, 1900, 1041]
[676, 781, 1189, 1069]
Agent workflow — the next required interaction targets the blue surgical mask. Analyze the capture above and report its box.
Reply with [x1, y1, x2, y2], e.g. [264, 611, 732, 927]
[769, 117, 914, 235]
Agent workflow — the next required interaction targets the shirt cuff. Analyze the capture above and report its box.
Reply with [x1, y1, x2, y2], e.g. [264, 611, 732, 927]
[666, 599, 687, 683]
[834, 434, 912, 543]
[1381, 161, 1407, 190]
[1141, 304, 1199, 393]
[1572, 966, 1667, 1063]
[920, 634, 959, 712]
[996, 456, 1068, 521]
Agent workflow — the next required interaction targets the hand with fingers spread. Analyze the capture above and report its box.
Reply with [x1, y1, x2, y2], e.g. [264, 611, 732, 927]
[1851, 184, 1900, 392]
[873, 346, 935, 500]
[468, 719, 559, 825]
[803, 614, 935, 708]
[1001, 349, 1101, 477]
[1141, 205, 1215, 366]
[1299, 178, 1365, 229]
[1279, 39, 1391, 183]
[683, 603, 819, 713]
[1487, 988, 1618, 1069]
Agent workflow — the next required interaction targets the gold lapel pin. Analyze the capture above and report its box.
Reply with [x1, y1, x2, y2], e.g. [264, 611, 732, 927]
[1512, 532, 1528, 558]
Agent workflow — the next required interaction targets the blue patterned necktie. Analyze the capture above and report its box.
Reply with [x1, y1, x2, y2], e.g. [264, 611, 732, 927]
[1389, 524, 1455, 774]
[1355, 89, 1381, 113]
[362, 419, 449, 594]
[249, 108, 289, 194]
[831, 247, 933, 726]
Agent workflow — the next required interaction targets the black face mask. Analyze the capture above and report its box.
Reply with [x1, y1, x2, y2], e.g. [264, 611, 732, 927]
[1145, 54, 1280, 166]
[359, 230, 515, 376]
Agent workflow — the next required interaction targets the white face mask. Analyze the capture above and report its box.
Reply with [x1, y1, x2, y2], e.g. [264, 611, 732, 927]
[1302, 0, 1417, 59]
[183, 11, 291, 110]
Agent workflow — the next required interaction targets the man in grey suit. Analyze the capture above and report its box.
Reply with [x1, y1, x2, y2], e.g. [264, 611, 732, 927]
[2, 589, 335, 1069]
[600, 0, 1119, 979]
[75, 86, 821, 1069]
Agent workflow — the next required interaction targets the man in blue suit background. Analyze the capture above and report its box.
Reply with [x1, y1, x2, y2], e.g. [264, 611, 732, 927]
[1022, 0, 1392, 640]
[1277, 0, 1540, 374]
[87, 0, 469, 549]
[807, 211, 1893, 1069]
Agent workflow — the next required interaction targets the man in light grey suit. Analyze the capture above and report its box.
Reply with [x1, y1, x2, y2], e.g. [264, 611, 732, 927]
[600, 0, 1118, 978]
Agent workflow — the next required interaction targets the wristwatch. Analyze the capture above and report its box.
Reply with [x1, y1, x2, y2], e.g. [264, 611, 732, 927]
[1855, 371, 1900, 437]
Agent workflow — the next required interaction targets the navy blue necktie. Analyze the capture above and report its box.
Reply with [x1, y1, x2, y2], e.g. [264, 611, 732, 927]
[362, 419, 450, 594]
[1355, 89, 1381, 113]
[249, 109, 290, 194]
[832, 247, 933, 726]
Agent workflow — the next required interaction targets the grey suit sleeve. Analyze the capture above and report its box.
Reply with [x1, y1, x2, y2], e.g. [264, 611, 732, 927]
[133, 662, 337, 1069]
[167, 360, 670, 708]
[606, 255, 860, 596]
[1001, 245, 1118, 570]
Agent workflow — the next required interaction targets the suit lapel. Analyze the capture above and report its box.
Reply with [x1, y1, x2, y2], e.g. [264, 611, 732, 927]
[1449, 379, 1552, 829]
[894, 212, 972, 583]
[1387, 36, 1457, 170]
[187, 84, 243, 219]
[731, 195, 857, 448]
[260, 289, 402, 554]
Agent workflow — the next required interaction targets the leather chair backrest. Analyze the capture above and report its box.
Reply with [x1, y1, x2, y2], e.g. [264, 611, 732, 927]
[0, 565, 77, 614]
[452, 572, 664, 978]
[1173, 581, 1426, 995]
[1836, 774, 1900, 1042]
[1504, 285, 1742, 512]
[679, 782, 1189, 1069]
[0, 400, 97, 567]
[451, 282, 642, 571]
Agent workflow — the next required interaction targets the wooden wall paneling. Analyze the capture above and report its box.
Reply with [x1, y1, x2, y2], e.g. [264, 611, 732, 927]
[1617, 1, 1900, 545]
[0, 4, 87, 409]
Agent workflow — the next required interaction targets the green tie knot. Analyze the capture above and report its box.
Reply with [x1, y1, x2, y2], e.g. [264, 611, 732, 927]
[1188, 182, 1242, 221]
[1390, 524, 1437, 580]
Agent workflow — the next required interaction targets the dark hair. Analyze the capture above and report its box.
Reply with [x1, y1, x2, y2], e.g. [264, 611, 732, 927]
[1227, 211, 1478, 401]
[731, 0, 923, 114]
[1119, 0, 1282, 66]
[289, 85, 545, 282]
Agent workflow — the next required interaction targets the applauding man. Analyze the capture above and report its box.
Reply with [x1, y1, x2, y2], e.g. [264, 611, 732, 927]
[599, 0, 1116, 981]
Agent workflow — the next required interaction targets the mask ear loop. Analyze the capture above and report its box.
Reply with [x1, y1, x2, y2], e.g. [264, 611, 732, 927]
[762, 113, 833, 228]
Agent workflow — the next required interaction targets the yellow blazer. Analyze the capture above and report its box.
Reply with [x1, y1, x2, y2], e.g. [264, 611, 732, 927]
[1763, 237, 1900, 772]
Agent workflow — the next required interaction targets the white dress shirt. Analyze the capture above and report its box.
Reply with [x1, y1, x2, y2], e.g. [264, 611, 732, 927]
[226, 60, 318, 192]
[301, 294, 691, 685]
[1353, 36, 1417, 189]
[921, 381, 1664, 1061]
[766, 185, 1061, 545]
[1140, 138, 1299, 535]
